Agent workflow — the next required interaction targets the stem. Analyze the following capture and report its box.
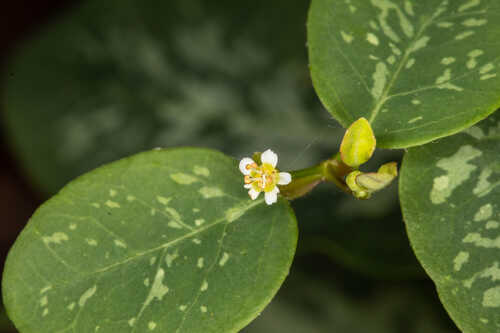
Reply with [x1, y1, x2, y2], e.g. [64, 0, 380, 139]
[322, 153, 354, 193]
[279, 164, 324, 200]
[279, 153, 353, 200]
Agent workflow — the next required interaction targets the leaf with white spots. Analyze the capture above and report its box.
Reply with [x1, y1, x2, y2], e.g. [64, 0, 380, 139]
[2, 148, 298, 332]
[400, 111, 500, 332]
[308, 0, 500, 148]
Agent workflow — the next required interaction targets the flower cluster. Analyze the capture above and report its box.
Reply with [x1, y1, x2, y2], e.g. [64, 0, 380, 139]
[239, 149, 292, 205]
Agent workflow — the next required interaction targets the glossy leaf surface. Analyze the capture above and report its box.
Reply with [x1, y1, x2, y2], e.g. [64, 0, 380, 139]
[308, 0, 500, 148]
[400, 112, 500, 332]
[2, 148, 297, 332]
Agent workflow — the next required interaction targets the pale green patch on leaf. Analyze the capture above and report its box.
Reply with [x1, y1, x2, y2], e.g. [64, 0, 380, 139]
[308, 0, 500, 148]
[453, 251, 469, 272]
[429, 145, 482, 204]
[2, 148, 297, 333]
[170, 173, 199, 185]
[42, 232, 69, 245]
[193, 166, 210, 177]
[105, 200, 121, 208]
[400, 112, 500, 332]
[198, 187, 225, 199]
[157, 196, 172, 206]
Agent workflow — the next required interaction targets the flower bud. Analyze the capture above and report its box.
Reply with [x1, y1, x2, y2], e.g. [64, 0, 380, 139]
[346, 170, 371, 199]
[345, 161, 398, 199]
[356, 172, 395, 192]
[340, 117, 376, 168]
[378, 161, 398, 177]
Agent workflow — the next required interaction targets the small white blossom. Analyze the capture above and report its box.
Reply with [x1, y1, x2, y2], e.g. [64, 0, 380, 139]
[239, 149, 292, 205]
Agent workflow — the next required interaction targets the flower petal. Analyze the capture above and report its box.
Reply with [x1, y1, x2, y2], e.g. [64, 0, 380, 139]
[277, 172, 292, 185]
[264, 188, 278, 205]
[248, 188, 260, 200]
[243, 184, 252, 189]
[261, 149, 278, 168]
[239, 157, 255, 175]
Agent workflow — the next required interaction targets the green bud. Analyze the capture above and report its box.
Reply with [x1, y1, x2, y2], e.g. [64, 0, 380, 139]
[378, 161, 398, 177]
[340, 117, 376, 168]
[346, 161, 397, 198]
[346, 170, 364, 192]
[353, 190, 371, 199]
[345, 170, 371, 199]
[356, 172, 395, 192]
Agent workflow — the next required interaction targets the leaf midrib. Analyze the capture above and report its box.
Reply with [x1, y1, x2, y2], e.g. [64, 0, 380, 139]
[368, 2, 445, 124]
[34, 198, 263, 285]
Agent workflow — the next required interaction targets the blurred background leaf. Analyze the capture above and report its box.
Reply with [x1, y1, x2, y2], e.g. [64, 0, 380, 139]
[3, 0, 332, 195]
[244, 259, 457, 333]
[0, 0, 458, 331]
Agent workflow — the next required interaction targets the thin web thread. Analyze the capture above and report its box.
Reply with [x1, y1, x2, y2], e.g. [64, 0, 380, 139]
[286, 121, 340, 169]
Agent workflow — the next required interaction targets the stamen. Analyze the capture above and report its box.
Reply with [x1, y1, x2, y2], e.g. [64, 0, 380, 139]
[239, 150, 289, 205]
[246, 163, 258, 170]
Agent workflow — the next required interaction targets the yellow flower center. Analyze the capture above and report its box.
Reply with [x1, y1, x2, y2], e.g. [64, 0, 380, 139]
[244, 162, 279, 193]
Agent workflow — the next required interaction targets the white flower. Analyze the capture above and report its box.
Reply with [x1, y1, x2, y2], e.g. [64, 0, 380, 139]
[239, 149, 292, 205]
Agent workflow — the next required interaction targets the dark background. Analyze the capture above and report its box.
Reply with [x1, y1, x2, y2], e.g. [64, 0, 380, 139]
[1, 3, 81, 332]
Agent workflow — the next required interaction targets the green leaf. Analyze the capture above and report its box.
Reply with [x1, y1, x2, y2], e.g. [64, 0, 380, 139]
[400, 111, 500, 332]
[2, 0, 325, 195]
[308, 0, 500, 148]
[2, 148, 297, 333]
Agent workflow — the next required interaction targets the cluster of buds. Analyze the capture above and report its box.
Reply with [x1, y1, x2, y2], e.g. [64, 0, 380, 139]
[345, 162, 398, 199]
[340, 117, 397, 199]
